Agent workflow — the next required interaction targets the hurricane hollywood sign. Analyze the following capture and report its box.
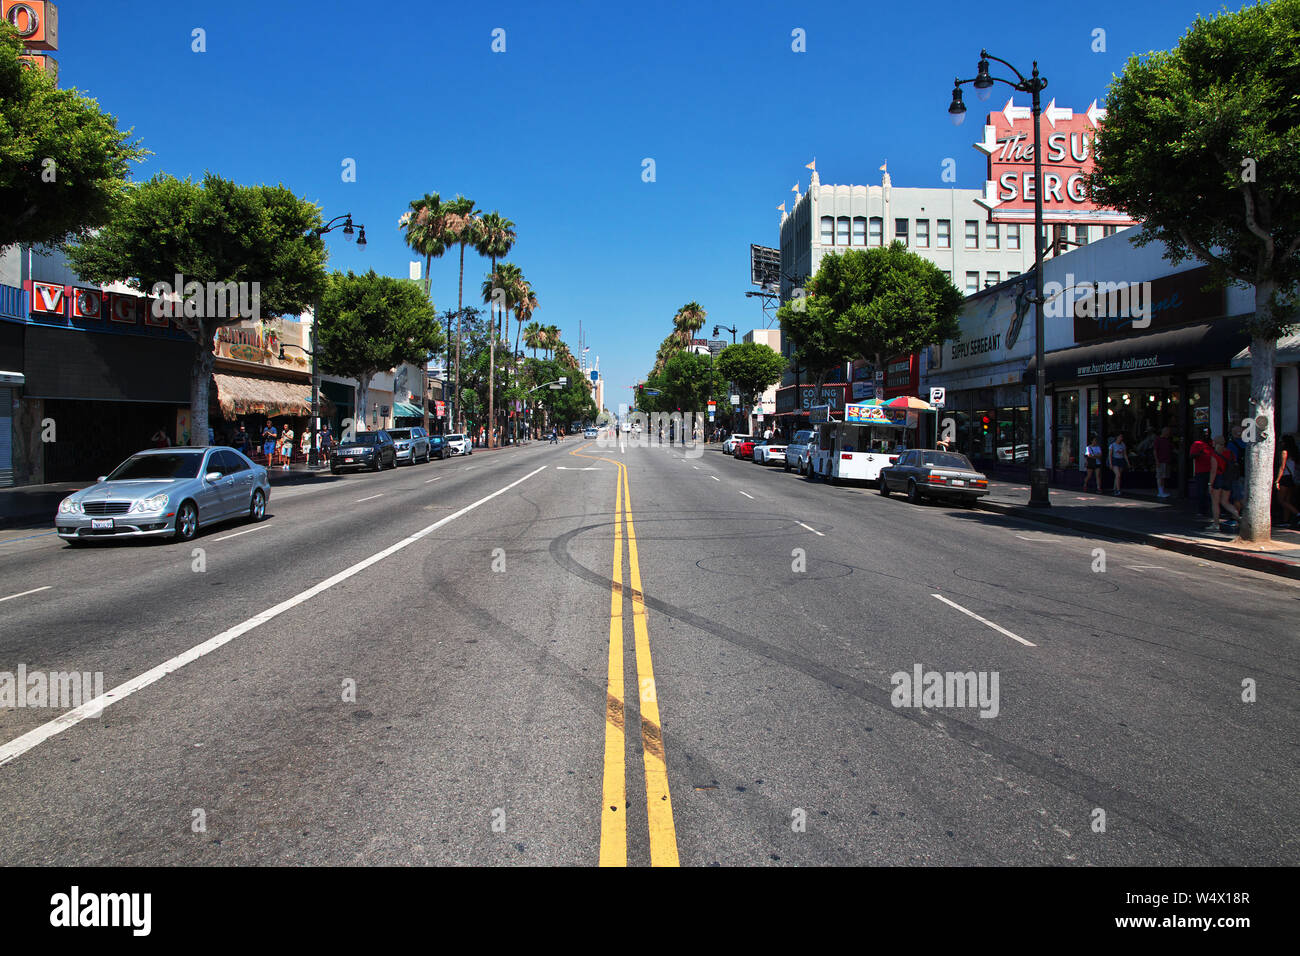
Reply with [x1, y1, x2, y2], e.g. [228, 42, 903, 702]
[973, 98, 1136, 227]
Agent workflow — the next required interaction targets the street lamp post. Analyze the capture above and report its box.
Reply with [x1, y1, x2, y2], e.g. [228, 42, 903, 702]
[949, 50, 1050, 508]
[713, 324, 737, 345]
[304, 213, 366, 468]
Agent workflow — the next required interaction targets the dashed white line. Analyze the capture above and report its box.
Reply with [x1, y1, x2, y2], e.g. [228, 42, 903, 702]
[739, 491, 755, 499]
[710, 475, 720, 482]
[212, 526, 268, 542]
[0, 465, 550, 769]
[797, 521, 825, 537]
[931, 593, 1036, 647]
[0, 585, 52, 604]
[355, 494, 384, 503]
[425, 477, 443, 483]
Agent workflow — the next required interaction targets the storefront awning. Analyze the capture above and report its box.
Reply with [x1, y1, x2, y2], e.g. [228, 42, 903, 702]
[212, 372, 334, 419]
[1025, 321, 1252, 385]
[1231, 331, 1300, 368]
[393, 400, 423, 418]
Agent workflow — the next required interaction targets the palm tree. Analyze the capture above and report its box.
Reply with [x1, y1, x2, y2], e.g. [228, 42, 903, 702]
[512, 276, 537, 364]
[475, 212, 516, 446]
[672, 301, 708, 349]
[442, 195, 481, 431]
[543, 323, 561, 360]
[554, 342, 579, 371]
[400, 193, 451, 416]
[523, 321, 543, 358]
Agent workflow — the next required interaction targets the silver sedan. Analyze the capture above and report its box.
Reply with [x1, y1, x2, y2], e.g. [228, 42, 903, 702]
[55, 446, 270, 545]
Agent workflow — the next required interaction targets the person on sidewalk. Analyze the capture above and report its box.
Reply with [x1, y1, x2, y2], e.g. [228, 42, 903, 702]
[1153, 426, 1173, 498]
[1210, 436, 1240, 531]
[1228, 424, 1249, 511]
[280, 425, 295, 469]
[1108, 433, 1131, 496]
[1276, 435, 1300, 527]
[1083, 435, 1102, 492]
[1190, 429, 1214, 517]
[261, 421, 277, 465]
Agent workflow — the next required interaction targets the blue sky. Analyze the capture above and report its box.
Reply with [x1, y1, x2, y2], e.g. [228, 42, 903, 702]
[63, 0, 1249, 407]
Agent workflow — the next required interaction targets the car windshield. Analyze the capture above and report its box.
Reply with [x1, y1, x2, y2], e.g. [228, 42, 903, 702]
[388, 430, 411, 439]
[107, 452, 204, 481]
[350, 434, 380, 445]
[446, 434, 464, 441]
[429, 436, 443, 443]
[922, 452, 975, 469]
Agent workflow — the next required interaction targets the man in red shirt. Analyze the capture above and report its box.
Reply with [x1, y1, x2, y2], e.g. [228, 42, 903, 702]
[1189, 428, 1214, 517]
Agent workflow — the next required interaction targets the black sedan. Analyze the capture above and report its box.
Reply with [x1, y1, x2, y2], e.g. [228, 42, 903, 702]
[427, 435, 449, 460]
[879, 449, 989, 505]
[330, 431, 397, 473]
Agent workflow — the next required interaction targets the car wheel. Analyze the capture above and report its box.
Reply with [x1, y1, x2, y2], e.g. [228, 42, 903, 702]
[907, 480, 923, 505]
[174, 500, 199, 542]
[250, 488, 266, 521]
[880, 479, 890, 496]
[371, 457, 381, 472]
[330, 467, 341, 475]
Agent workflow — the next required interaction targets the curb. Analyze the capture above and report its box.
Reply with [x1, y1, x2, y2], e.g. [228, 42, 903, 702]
[975, 499, 1300, 581]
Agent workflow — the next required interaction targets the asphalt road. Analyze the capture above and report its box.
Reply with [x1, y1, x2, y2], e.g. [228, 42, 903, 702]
[0, 438, 1295, 865]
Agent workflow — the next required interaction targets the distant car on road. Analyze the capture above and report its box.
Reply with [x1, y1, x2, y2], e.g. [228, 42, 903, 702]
[584, 427, 598, 439]
[388, 426, 431, 464]
[752, 439, 787, 465]
[445, 433, 471, 456]
[56, 447, 269, 545]
[722, 433, 753, 455]
[879, 449, 989, 506]
[331, 431, 397, 473]
[784, 430, 816, 474]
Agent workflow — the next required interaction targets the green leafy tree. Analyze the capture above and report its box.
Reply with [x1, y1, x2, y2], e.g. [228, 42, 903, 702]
[716, 341, 788, 432]
[1088, 0, 1300, 543]
[657, 350, 726, 413]
[476, 212, 516, 446]
[0, 22, 147, 247]
[66, 173, 325, 444]
[316, 270, 443, 426]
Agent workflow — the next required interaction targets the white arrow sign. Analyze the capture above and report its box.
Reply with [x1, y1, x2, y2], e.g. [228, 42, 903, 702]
[1043, 98, 1073, 129]
[1001, 98, 1032, 126]
[1086, 99, 1106, 128]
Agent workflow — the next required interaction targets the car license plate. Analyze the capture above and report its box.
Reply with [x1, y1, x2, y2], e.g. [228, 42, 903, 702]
[91, 518, 114, 530]
[951, 479, 966, 486]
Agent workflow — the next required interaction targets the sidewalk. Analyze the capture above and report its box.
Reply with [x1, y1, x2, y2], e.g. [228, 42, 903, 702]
[977, 480, 1300, 580]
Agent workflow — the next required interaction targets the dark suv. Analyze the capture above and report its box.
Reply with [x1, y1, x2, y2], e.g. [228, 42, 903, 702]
[330, 431, 397, 473]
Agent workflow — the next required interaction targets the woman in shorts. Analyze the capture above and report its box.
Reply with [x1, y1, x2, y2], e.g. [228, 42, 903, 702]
[1083, 434, 1102, 493]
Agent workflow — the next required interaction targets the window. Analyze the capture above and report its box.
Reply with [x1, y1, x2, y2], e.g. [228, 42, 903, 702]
[869, 217, 883, 246]
[1073, 225, 1089, 246]
[1006, 270, 1019, 279]
[852, 217, 866, 246]
[965, 271, 980, 293]
[836, 217, 850, 247]
[916, 220, 930, 248]
[965, 220, 979, 249]
[1055, 391, 1079, 469]
[894, 218, 909, 245]
[985, 222, 999, 249]
[820, 216, 834, 245]
[937, 220, 951, 248]
[1006, 224, 1021, 250]
[985, 271, 999, 287]
[1102, 225, 1118, 238]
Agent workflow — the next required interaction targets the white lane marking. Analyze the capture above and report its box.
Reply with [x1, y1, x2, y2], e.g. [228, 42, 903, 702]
[797, 521, 825, 537]
[212, 526, 267, 542]
[0, 585, 52, 604]
[0, 465, 549, 769]
[355, 494, 384, 503]
[692, 466, 699, 470]
[931, 593, 1036, 647]
[555, 466, 602, 471]
[739, 491, 755, 499]
[425, 477, 443, 483]
[710, 476, 720, 482]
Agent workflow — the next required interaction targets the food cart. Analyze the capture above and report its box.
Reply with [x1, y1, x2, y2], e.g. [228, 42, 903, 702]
[807, 400, 933, 484]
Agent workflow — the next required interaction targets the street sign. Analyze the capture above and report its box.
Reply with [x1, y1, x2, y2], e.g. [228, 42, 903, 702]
[930, 387, 946, 408]
[730, 394, 740, 404]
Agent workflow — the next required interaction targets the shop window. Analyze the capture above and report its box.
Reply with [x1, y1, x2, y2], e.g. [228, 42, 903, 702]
[1055, 391, 1079, 468]
[869, 217, 883, 246]
[937, 220, 951, 248]
[1189, 379, 1211, 439]
[995, 406, 1031, 465]
[852, 217, 866, 246]
[820, 216, 834, 245]
[1102, 225, 1118, 238]
[916, 220, 930, 248]
[1007, 224, 1021, 250]
[894, 218, 909, 245]
[837, 217, 850, 247]
[985, 222, 999, 249]
[1224, 375, 1251, 437]
[1087, 388, 1100, 451]
[973, 409, 995, 459]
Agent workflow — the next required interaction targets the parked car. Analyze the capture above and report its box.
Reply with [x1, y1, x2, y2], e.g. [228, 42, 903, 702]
[445, 433, 471, 456]
[734, 439, 758, 460]
[427, 435, 449, 459]
[752, 439, 787, 465]
[784, 429, 816, 474]
[330, 430, 397, 473]
[722, 433, 753, 455]
[879, 449, 989, 505]
[584, 427, 598, 439]
[388, 426, 431, 464]
[56, 447, 269, 545]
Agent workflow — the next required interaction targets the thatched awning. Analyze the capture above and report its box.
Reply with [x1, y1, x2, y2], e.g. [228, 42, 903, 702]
[213, 372, 334, 419]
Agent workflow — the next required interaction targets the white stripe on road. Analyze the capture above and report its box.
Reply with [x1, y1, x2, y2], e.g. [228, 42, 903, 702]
[0, 465, 549, 770]
[355, 494, 384, 503]
[797, 522, 825, 537]
[425, 477, 443, 483]
[0, 585, 52, 604]
[710, 476, 720, 482]
[739, 491, 755, 499]
[931, 593, 1036, 647]
[212, 526, 267, 542]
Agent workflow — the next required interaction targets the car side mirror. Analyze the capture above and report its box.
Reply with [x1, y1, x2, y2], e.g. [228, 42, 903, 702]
[205, 471, 222, 482]
[96, 476, 107, 483]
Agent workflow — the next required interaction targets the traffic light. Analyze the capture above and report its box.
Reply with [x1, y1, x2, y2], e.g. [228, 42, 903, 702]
[981, 415, 991, 433]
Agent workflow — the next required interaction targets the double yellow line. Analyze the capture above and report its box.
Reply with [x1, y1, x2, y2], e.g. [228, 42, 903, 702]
[572, 444, 679, 867]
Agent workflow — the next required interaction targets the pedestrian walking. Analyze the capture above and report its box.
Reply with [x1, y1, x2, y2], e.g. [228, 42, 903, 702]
[1190, 429, 1214, 517]
[1083, 434, 1102, 492]
[1153, 426, 1173, 498]
[1210, 436, 1240, 531]
[1108, 434, 1131, 495]
[280, 424, 295, 468]
[232, 424, 250, 456]
[261, 421, 278, 465]
[300, 428, 311, 460]
[1276, 435, 1299, 527]
[151, 427, 171, 448]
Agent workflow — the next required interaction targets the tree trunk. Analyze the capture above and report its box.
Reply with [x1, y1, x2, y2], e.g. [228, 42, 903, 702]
[1241, 288, 1278, 544]
[455, 243, 465, 432]
[487, 256, 496, 448]
[356, 371, 373, 436]
[190, 334, 216, 447]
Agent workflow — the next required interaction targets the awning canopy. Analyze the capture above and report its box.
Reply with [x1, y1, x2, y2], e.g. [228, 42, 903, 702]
[212, 372, 335, 419]
[1025, 321, 1252, 384]
[1232, 331, 1300, 368]
[393, 400, 424, 418]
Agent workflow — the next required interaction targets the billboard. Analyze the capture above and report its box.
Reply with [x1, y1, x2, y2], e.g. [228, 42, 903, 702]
[750, 244, 780, 288]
